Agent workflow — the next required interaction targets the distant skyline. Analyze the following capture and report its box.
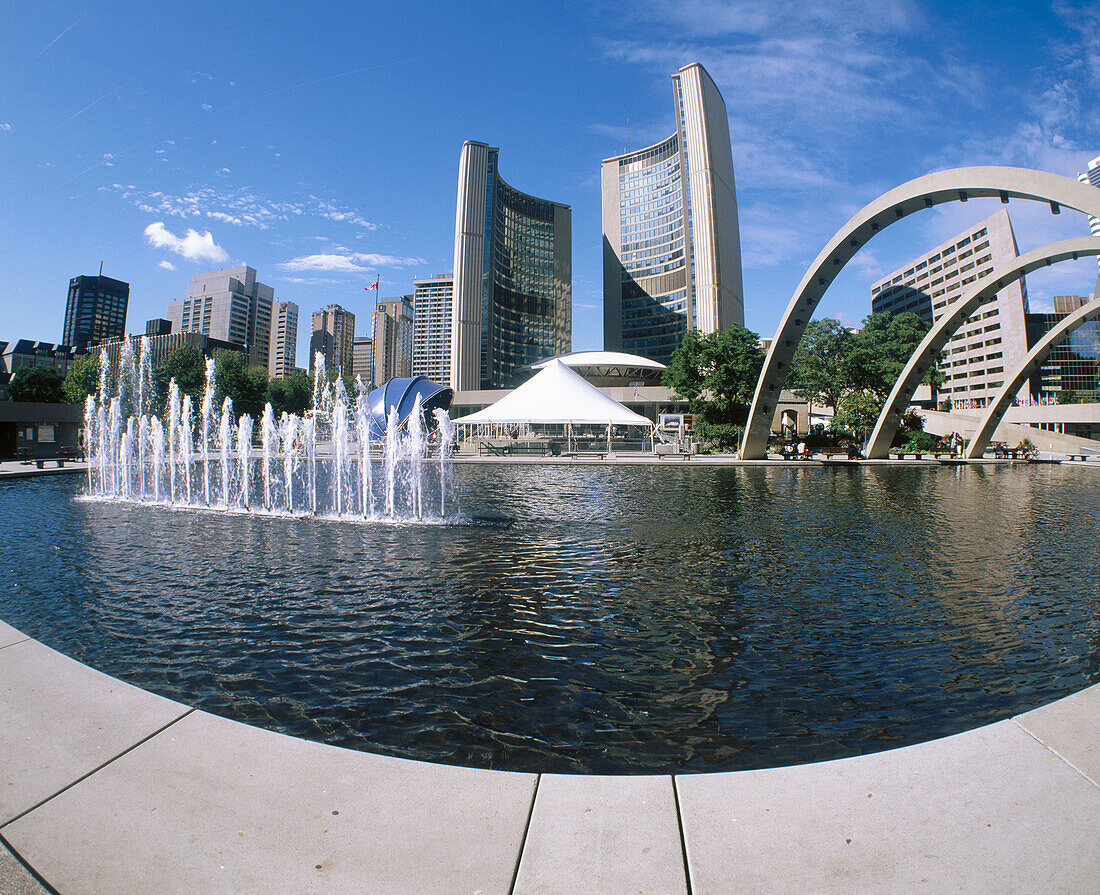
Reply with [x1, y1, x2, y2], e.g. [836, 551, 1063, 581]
[1, 1, 1098, 367]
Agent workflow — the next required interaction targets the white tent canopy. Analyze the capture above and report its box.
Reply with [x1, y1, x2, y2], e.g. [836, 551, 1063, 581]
[450, 359, 654, 427]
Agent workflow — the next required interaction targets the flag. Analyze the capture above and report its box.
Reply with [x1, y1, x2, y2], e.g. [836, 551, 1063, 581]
[364, 281, 378, 292]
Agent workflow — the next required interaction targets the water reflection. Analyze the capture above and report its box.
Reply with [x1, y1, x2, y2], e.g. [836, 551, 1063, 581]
[0, 465, 1097, 774]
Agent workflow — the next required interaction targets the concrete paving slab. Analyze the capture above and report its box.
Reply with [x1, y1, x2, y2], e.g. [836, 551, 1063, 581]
[1013, 682, 1100, 786]
[513, 773, 686, 895]
[0, 837, 51, 895]
[0, 639, 190, 826]
[4, 709, 538, 895]
[0, 619, 28, 649]
[676, 720, 1100, 894]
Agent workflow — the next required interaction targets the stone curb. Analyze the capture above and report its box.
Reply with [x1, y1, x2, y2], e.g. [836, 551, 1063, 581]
[1, 620, 1097, 893]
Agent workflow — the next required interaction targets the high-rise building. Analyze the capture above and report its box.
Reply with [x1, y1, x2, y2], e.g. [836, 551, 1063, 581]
[351, 335, 373, 384]
[309, 304, 355, 376]
[1079, 155, 1100, 272]
[870, 209, 1030, 409]
[1026, 293, 1100, 404]
[268, 301, 299, 379]
[167, 266, 273, 369]
[601, 63, 744, 365]
[451, 141, 571, 391]
[412, 274, 453, 385]
[372, 296, 414, 386]
[63, 274, 130, 350]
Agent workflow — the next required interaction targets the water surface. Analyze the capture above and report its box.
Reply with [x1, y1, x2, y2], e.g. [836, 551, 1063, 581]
[1, 464, 1097, 773]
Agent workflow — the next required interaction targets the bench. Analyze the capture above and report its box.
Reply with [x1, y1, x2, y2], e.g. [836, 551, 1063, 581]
[15, 448, 32, 464]
[657, 451, 692, 460]
[34, 459, 66, 469]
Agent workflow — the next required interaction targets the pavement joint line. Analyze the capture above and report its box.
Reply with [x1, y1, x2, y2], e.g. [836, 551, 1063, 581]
[0, 637, 30, 651]
[671, 775, 694, 895]
[0, 707, 196, 832]
[0, 831, 60, 895]
[1010, 717, 1100, 790]
[506, 772, 540, 895]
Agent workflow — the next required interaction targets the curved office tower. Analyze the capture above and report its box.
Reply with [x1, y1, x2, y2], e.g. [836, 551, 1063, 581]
[451, 142, 572, 391]
[602, 63, 743, 364]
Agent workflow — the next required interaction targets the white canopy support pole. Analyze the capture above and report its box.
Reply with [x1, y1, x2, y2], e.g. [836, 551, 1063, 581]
[606, 423, 611, 454]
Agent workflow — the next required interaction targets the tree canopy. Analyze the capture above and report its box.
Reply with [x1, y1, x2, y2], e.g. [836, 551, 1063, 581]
[8, 365, 65, 403]
[847, 311, 939, 400]
[662, 324, 766, 450]
[786, 318, 854, 414]
[62, 354, 100, 404]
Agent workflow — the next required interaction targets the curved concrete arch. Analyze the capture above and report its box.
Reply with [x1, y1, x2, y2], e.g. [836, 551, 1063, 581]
[738, 167, 1100, 459]
[964, 298, 1100, 459]
[863, 237, 1100, 459]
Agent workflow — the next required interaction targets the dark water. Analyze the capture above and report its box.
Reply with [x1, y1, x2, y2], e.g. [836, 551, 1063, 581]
[1, 464, 1098, 774]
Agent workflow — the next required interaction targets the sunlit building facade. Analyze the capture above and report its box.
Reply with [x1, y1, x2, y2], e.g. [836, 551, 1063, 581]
[602, 63, 744, 365]
[412, 274, 453, 386]
[871, 209, 1030, 409]
[451, 141, 571, 390]
[168, 266, 273, 370]
[371, 295, 414, 385]
[310, 304, 355, 376]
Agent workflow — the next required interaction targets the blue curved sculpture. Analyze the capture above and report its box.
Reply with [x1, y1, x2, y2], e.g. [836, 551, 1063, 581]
[365, 377, 453, 439]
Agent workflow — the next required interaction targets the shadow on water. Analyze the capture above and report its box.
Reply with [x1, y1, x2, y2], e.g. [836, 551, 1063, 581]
[0, 464, 1097, 774]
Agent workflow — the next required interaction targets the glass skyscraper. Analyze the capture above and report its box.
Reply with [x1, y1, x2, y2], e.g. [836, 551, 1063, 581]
[602, 63, 744, 364]
[451, 142, 571, 391]
[63, 274, 130, 350]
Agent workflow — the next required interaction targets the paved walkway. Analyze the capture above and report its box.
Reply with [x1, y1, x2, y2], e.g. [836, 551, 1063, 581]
[1, 618, 1097, 893]
[0, 460, 87, 481]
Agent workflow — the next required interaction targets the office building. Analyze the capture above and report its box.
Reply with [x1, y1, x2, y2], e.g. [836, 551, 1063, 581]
[871, 209, 1031, 409]
[167, 266, 273, 369]
[372, 296, 414, 385]
[412, 274, 453, 385]
[268, 301, 299, 379]
[351, 335, 373, 384]
[1026, 293, 1100, 404]
[451, 141, 571, 391]
[145, 319, 172, 336]
[309, 304, 355, 376]
[63, 274, 130, 350]
[602, 63, 744, 365]
[1079, 155, 1100, 271]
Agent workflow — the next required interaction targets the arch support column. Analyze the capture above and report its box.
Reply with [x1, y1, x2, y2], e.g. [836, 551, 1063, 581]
[738, 168, 1100, 459]
[863, 238, 1100, 459]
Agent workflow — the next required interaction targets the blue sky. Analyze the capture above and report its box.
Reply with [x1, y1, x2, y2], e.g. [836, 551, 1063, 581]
[1, 0, 1098, 364]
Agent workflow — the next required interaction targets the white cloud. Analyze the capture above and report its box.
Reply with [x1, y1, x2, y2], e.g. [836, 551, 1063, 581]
[201, 103, 213, 112]
[158, 259, 177, 270]
[216, 167, 230, 176]
[0, 123, 11, 132]
[144, 221, 228, 264]
[278, 251, 424, 273]
[104, 184, 376, 232]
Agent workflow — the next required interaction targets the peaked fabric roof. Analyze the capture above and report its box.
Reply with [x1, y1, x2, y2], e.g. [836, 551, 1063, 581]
[450, 359, 654, 427]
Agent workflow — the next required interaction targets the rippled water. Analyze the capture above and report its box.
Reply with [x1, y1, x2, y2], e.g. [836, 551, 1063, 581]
[1, 464, 1098, 774]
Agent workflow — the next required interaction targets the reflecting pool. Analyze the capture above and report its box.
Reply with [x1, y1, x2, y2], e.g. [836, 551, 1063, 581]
[1, 463, 1097, 773]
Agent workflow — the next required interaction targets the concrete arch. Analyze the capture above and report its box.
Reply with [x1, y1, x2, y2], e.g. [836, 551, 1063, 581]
[863, 237, 1100, 459]
[964, 298, 1100, 459]
[738, 167, 1100, 459]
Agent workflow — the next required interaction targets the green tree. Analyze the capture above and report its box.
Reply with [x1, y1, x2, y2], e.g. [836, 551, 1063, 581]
[8, 365, 65, 403]
[155, 346, 208, 411]
[214, 350, 268, 420]
[267, 370, 312, 417]
[663, 325, 765, 421]
[62, 354, 100, 404]
[786, 318, 854, 414]
[848, 312, 939, 400]
[830, 391, 881, 439]
[662, 324, 766, 452]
